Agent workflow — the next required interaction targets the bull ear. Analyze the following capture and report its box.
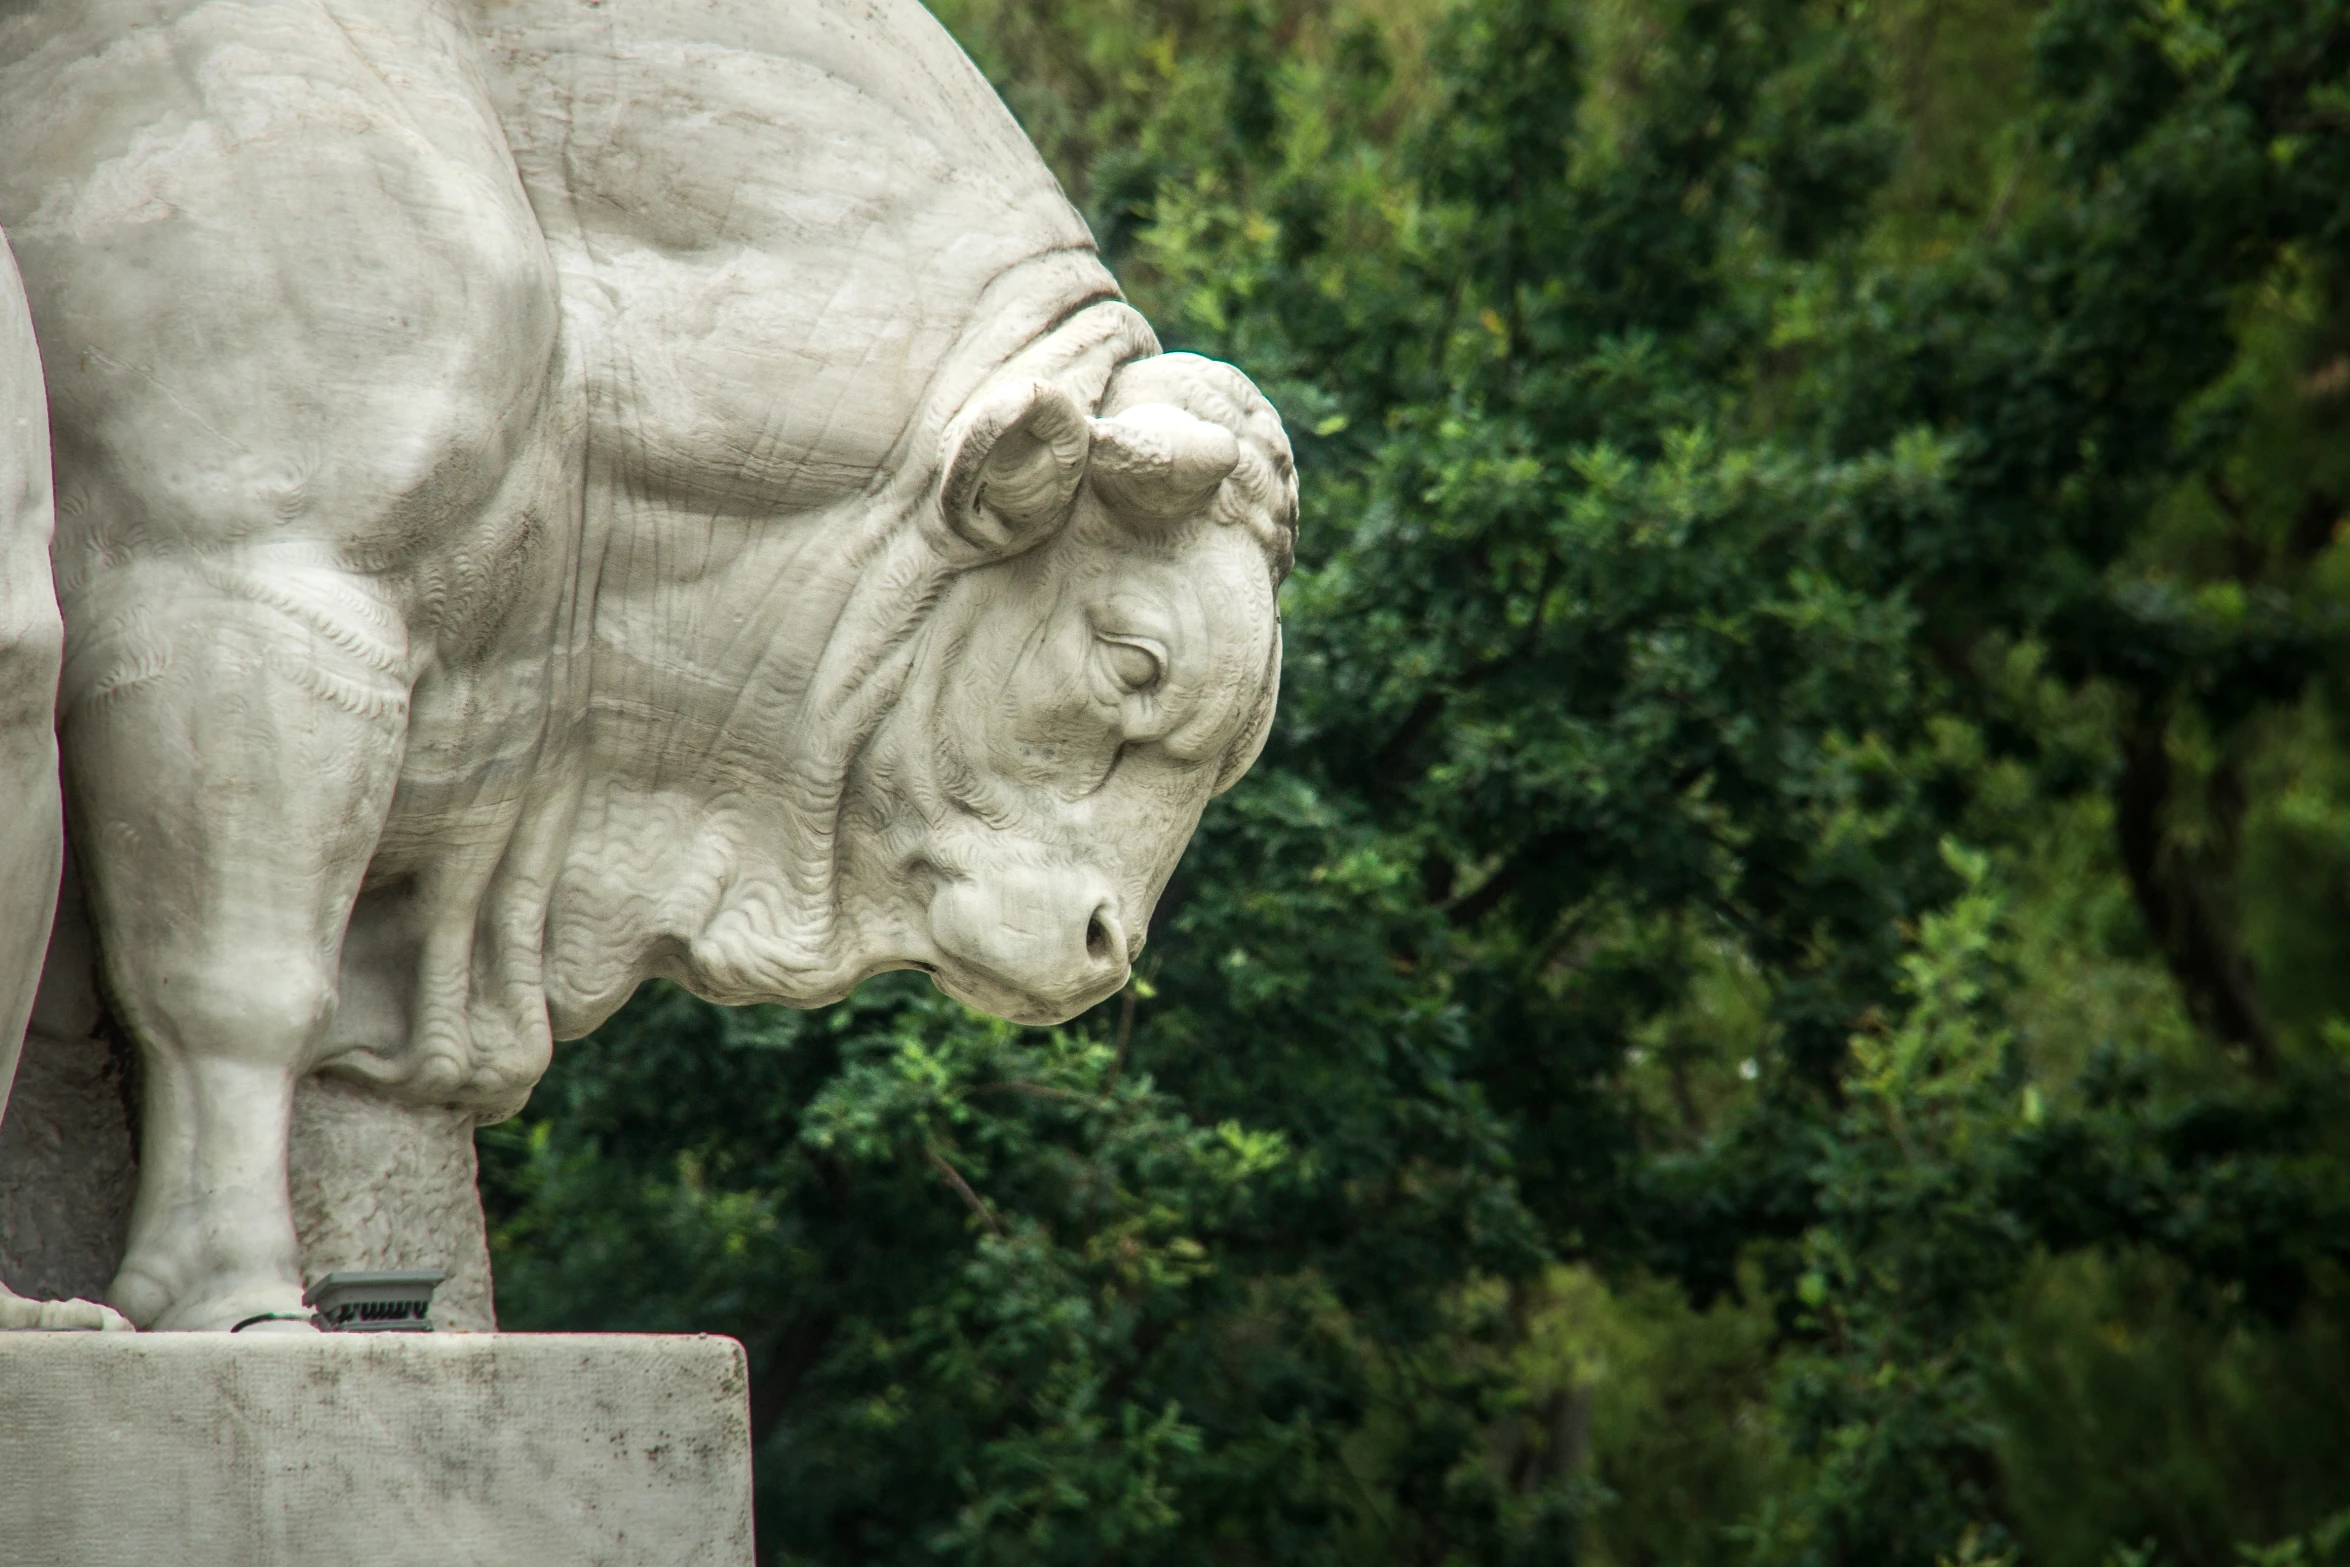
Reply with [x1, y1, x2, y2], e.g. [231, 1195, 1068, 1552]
[1087, 404, 1241, 524]
[942, 378, 1091, 558]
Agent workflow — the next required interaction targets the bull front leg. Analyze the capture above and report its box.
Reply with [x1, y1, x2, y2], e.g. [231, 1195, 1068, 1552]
[1, 230, 129, 1333]
[66, 560, 411, 1332]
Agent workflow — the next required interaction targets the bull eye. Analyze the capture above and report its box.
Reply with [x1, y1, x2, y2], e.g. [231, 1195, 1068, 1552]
[1098, 636, 1163, 693]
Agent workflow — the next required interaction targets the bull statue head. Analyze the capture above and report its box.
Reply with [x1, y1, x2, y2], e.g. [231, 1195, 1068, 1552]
[559, 327, 1298, 1040]
[880, 351, 1295, 1022]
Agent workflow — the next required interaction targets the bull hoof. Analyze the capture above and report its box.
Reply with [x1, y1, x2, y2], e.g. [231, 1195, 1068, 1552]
[109, 1266, 315, 1333]
[0, 1284, 136, 1332]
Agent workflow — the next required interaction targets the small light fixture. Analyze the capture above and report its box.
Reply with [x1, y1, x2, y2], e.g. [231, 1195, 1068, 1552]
[303, 1269, 448, 1332]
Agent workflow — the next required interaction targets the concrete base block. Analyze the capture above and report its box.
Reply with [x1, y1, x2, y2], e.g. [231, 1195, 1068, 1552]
[0, 1333, 754, 1567]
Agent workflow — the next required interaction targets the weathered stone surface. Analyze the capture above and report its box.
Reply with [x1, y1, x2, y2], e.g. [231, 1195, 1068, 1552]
[0, 1332, 754, 1566]
[0, 1024, 136, 1307]
[288, 1077, 498, 1335]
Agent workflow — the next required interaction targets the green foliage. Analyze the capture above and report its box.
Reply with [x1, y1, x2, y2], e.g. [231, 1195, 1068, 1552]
[485, 977, 1322, 1564]
[1746, 843, 2027, 1566]
[483, 1, 2350, 1562]
[1999, 1255, 2350, 1567]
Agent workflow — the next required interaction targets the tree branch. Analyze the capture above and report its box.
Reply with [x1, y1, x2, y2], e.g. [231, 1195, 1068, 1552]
[1447, 828, 1576, 927]
[925, 1141, 1005, 1235]
[2113, 710, 2279, 1075]
[2284, 488, 2342, 567]
[1102, 978, 1142, 1097]
[748, 1309, 841, 1449]
[970, 1080, 1100, 1107]
[1371, 690, 1449, 780]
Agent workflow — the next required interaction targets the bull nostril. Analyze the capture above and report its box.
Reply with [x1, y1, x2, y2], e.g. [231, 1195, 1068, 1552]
[1085, 914, 1111, 960]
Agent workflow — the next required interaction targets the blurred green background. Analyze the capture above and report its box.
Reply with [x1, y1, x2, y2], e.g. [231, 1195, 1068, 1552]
[481, 3, 2350, 1561]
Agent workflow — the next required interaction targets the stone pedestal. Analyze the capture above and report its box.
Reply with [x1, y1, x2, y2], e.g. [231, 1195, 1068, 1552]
[0, 1333, 755, 1566]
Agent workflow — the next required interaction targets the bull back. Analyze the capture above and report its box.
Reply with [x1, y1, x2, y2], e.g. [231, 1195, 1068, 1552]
[482, 0, 1116, 517]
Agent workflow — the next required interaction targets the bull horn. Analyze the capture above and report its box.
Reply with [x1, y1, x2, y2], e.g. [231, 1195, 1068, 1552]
[1087, 404, 1241, 523]
[942, 378, 1091, 557]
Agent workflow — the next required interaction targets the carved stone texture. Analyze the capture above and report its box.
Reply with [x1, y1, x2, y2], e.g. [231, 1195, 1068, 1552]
[288, 1078, 498, 1335]
[0, 0, 1296, 1332]
[0, 1333, 755, 1565]
[0, 1026, 137, 1307]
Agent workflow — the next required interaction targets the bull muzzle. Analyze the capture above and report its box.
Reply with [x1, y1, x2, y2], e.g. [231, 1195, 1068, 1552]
[927, 867, 1132, 1025]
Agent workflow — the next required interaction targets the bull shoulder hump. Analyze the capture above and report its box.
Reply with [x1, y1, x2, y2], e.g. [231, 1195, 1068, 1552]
[480, 0, 1114, 514]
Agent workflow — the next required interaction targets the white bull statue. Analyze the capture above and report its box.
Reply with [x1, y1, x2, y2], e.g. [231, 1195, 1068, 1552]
[0, 0, 1293, 1332]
